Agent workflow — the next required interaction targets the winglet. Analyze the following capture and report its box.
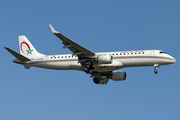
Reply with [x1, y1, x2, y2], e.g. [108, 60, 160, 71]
[49, 24, 59, 33]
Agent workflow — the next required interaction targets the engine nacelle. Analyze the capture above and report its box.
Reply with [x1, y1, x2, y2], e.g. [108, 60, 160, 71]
[95, 54, 113, 64]
[111, 71, 127, 81]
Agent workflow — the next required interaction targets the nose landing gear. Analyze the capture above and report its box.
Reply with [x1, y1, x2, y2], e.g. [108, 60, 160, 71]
[154, 64, 159, 74]
[154, 69, 158, 74]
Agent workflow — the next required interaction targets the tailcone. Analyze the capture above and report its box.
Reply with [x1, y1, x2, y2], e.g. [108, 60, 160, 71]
[13, 59, 21, 64]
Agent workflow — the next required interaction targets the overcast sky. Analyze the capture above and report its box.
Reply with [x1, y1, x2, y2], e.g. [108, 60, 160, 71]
[1, 0, 179, 120]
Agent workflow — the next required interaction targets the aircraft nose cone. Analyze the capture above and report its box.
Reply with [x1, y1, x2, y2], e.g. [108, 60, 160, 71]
[169, 57, 176, 63]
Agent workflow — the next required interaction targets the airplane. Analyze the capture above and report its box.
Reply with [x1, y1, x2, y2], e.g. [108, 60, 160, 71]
[4, 25, 176, 84]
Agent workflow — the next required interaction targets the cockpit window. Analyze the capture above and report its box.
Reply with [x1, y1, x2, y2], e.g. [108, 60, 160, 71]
[159, 51, 166, 54]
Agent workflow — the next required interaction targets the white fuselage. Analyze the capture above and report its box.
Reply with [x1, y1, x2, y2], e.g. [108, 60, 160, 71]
[16, 50, 176, 72]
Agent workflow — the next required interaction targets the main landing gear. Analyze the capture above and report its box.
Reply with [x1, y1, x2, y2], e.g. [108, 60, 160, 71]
[83, 67, 90, 74]
[93, 77, 99, 84]
[83, 61, 94, 74]
[154, 64, 159, 74]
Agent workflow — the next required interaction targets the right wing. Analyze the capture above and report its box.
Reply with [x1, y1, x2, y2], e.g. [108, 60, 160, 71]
[49, 24, 95, 59]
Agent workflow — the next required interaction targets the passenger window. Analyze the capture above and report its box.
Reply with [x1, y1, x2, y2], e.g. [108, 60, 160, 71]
[131, 53, 133, 55]
[65, 56, 67, 58]
[135, 53, 137, 54]
[160, 51, 165, 54]
[124, 53, 125, 55]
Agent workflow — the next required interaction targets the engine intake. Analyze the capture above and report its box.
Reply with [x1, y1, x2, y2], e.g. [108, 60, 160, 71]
[95, 54, 113, 64]
[111, 71, 127, 81]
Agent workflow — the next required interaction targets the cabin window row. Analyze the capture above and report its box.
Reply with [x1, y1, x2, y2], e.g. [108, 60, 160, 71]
[110, 52, 144, 56]
[51, 56, 78, 59]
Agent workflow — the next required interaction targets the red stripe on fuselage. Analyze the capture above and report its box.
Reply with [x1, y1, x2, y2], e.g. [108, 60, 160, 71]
[27, 60, 78, 64]
[19, 56, 175, 65]
[114, 56, 174, 61]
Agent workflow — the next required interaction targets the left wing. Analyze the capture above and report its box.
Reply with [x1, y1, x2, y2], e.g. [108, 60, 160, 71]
[49, 25, 95, 58]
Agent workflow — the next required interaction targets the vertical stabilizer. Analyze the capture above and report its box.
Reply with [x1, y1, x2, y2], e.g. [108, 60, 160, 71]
[19, 36, 44, 58]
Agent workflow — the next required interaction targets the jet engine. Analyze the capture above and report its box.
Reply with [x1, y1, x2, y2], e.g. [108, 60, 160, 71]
[95, 54, 113, 64]
[111, 71, 127, 81]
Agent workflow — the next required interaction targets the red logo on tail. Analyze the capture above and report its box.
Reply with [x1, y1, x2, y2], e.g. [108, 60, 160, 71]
[20, 42, 30, 54]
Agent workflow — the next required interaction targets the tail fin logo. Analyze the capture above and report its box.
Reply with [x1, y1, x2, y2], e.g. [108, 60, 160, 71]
[20, 42, 33, 55]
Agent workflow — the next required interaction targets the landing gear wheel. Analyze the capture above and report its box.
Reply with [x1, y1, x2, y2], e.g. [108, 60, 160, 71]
[83, 67, 90, 74]
[154, 64, 159, 74]
[93, 77, 99, 84]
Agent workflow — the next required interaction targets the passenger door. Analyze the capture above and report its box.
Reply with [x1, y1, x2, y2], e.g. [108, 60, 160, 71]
[150, 51, 155, 57]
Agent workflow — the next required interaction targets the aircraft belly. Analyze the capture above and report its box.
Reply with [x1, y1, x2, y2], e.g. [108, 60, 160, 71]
[32, 61, 71, 70]
[70, 62, 82, 70]
[93, 60, 123, 72]
[128, 58, 144, 67]
[31, 63, 48, 68]
[143, 58, 169, 66]
[92, 66, 120, 72]
[129, 58, 169, 66]
[118, 59, 131, 67]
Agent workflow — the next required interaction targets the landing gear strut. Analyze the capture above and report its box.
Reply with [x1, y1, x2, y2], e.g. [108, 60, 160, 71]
[83, 67, 90, 74]
[154, 64, 159, 74]
[89, 64, 95, 70]
[83, 61, 94, 74]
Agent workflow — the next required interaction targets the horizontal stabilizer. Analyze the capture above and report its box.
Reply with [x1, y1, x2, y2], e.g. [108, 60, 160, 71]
[4, 47, 30, 61]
